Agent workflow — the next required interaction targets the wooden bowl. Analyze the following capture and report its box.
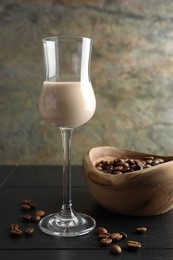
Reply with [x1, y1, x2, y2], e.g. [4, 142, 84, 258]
[82, 146, 173, 216]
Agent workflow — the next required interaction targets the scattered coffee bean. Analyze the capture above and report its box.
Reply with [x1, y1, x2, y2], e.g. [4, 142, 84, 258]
[10, 224, 22, 237]
[126, 240, 141, 250]
[35, 210, 45, 217]
[10, 223, 19, 230]
[120, 231, 128, 240]
[96, 226, 108, 235]
[95, 156, 165, 175]
[100, 237, 112, 245]
[22, 204, 31, 210]
[22, 214, 32, 222]
[10, 228, 22, 237]
[24, 227, 34, 236]
[111, 244, 122, 255]
[136, 226, 147, 234]
[110, 232, 123, 241]
[30, 215, 41, 222]
[99, 232, 110, 239]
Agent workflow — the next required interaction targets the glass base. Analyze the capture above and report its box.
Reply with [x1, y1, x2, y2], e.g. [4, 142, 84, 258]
[39, 212, 96, 237]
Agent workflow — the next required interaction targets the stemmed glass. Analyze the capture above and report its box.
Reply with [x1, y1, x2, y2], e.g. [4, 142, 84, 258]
[38, 36, 96, 237]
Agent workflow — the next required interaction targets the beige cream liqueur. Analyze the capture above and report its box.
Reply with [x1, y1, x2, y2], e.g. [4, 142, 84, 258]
[39, 82, 96, 128]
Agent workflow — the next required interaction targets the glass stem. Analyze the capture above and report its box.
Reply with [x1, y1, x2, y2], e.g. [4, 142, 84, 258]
[59, 127, 75, 219]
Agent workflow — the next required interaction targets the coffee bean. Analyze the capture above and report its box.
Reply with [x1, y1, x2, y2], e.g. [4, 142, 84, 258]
[10, 223, 23, 237]
[114, 166, 123, 171]
[100, 237, 112, 245]
[120, 231, 128, 240]
[22, 204, 31, 210]
[30, 215, 41, 222]
[10, 228, 22, 237]
[10, 223, 19, 230]
[136, 226, 147, 234]
[126, 240, 141, 250]
[99, 232, 110, 239]
[145, 159, 153, 164]
[35, 210, 45, 217]
[153, 158, 164, 165]
[110, 232, 123, 241]
[22, 214, 32, 222]
[111, 244, 122, 254]
[136, 161, 144, 170]
[96, 227, 108, 235]
[96, 165, 103, 171]
[25, 227, 34, 236]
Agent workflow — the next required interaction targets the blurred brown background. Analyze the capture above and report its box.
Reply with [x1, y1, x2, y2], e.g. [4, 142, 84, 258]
[1, 0, 173, 165]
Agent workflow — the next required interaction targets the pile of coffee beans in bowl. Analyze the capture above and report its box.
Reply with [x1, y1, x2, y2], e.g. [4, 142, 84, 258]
[95, 156, 165, 175]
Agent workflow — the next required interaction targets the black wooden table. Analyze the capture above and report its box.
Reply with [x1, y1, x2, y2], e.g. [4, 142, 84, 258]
[0, 165, 173, 260]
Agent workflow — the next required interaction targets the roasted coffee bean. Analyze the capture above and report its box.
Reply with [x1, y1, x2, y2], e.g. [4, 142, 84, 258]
[114, 166, 123, 171]
[30, 215, 41, 222]
[153, 158, 164, 165]
[136, 226, 147, 234]
[111, 244, 122, 254]
[99, 232, 110, 239]
[10, 223, 23, 237]
[100, 237, 112, 245]
[35, 210, 45, 217]
[136, 161, 144, 170]
[145, 159, 153, 164]
[126, 240, 141, 250]
[10, 228, 22, 237]
[96, 227, 108, 235]
[96, 165, 103, 171]
[22, 214, 32, 222]
[10, 223, 19, 230]
[25, 227, 34, 236]
[120, 231, 127, 240]
[110, 232, 123, 241]
[22, 204, 31, 210]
